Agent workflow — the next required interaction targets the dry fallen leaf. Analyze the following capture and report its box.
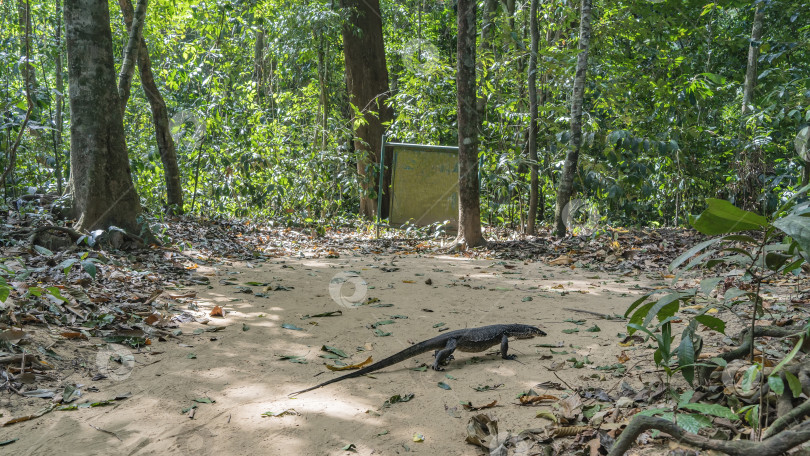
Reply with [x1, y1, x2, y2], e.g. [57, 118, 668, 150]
[519, 394, 559, 405]
[210, 306, 225, 317]
[326, 356, 373, 371]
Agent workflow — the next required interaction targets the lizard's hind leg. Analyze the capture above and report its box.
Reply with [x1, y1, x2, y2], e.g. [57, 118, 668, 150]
[432, 338, 458, 371]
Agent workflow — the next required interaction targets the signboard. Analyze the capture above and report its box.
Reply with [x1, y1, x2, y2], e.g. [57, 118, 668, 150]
[378, 139, 459, 230]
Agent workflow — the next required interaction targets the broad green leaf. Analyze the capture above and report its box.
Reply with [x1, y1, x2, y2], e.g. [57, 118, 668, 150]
[764, 252, 792, 271]
[670, 238, 722, 271]
[34, 245, 54, 257]
[642, 292, 689, 327]
[770, 335, 804, 376]
[694, 315, 725, 334]
[741, 365, 760, 394]
[82, 260, 97, 279]
[679, 403, 739, 420]
[676, 413, 712, 434]
[58, 258, 79, 274]
[784, 371, 802, 398]
[768, 375, 784, 396]
[699, 277, 723, 296]
[321, 345, 348, 358]
[678, 329, 695, 385]
[773, 214, 810, 256]
[690, 199, 767, 235]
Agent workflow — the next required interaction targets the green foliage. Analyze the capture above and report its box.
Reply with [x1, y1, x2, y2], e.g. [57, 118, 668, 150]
[1, 0, 808, 228]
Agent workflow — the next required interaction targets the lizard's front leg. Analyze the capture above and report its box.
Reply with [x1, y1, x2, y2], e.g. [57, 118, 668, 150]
[501, 334, 517, 360]
[433, 338, 458, 370]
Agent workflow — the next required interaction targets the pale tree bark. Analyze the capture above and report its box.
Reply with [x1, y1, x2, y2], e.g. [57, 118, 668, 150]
[341, 0, 393, 219]
[316, 31, 329, 151]
[526, 0, 540, 234]
[119, 0, 184, 214]
[65, 0, 144, 233]
[553, 0, 592, 236]
[117, 0, 146, 115]
[455, 0, 486, 248]
[742, 5, 765, 115]
[54, 0, 64, 195]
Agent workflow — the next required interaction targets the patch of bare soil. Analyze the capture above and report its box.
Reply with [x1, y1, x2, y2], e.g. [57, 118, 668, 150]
[3, 248, 675, 455]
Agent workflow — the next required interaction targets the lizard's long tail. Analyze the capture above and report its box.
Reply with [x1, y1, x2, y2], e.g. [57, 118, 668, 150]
[288, 342, 435, 396]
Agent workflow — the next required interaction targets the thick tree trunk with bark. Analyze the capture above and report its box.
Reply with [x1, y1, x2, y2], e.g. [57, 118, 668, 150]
[553, 0, 592, 236]
[455, 0, 486, 248]
[65, 0, 144, 233]
[341, 0, 392, 219]
[119, 0, 184, 214]
[526, 0, 540, 234]
[742, 6, 765, 115]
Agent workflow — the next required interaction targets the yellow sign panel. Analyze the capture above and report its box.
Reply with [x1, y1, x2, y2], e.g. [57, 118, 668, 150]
[389, 147, 458, 228]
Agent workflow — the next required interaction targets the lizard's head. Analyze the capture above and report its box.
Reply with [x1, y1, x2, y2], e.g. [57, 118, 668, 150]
[514, 325, 546, 339]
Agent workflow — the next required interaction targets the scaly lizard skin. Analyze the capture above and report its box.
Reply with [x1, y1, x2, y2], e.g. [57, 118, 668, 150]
[289, 323, 545, 395]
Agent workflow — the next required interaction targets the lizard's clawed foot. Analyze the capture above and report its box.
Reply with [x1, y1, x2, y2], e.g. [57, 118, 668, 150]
[431, 364, 446, 371]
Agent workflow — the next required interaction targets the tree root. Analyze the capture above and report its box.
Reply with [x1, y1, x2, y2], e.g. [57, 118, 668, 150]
[607, 415, 810, 456]
[699, 325, 805, 384]
[28, 225, 84, 245]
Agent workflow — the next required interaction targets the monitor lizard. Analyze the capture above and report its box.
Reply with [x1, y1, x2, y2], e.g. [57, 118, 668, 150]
[289, 323, 545, 395]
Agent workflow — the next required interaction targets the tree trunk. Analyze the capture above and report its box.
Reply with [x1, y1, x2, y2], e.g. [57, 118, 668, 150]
[456, 0, 486, 248]
[476, 0, 498, 116]
[54, 0, 64, 195]
[18, 0, 37, 98]
[317, 31, 329, 151]
[117, 0, 146, 116]
[553, 0, 592, 236]
[65, 0, 144, 233]
[341, 0, 393, 219]
[742, 5, 765, 115]
[119, 0, 184, 215]
[526, 0, 539, 234]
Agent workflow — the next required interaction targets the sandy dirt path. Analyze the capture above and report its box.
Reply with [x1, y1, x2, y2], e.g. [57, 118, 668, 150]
[8, 252, 660, 455]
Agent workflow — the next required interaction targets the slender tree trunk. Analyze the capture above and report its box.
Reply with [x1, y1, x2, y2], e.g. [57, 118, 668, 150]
[553, 0, 592, 236]
[54, 0, 64, 195]
[341, 0, 393, 218]
[119, 0, 184, 214]
[254, 29, 264, 103]
[18, 0, 36, 97]
[742, 5, 765, 115]
[456, 0, 485, 248]
[737, 4, 766, 210]
[317, 31, 329, 151]
[526, 0, 539, 234]
[65, 0, 144, 233]
[476, 0, 498, 116]
[117, 0, 146, 115]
